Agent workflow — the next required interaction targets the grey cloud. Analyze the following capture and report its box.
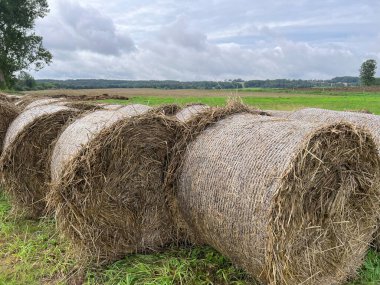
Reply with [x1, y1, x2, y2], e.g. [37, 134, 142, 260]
[33, 0, 379, 80]
[38, 0, 135, 55]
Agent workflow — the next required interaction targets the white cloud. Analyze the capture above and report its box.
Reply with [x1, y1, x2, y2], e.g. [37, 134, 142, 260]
[33, 0, 380, 80]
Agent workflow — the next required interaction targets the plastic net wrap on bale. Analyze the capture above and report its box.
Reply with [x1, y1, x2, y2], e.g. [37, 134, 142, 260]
[47, 104, 181, 264]
[0, 104, 80, 218]
[288, 108, 380, 251]
[0, 101, 20, 152]
[168, 109, 380, 285]
[24, 98, 65, 110]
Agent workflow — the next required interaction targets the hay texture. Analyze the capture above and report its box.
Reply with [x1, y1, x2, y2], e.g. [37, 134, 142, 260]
[175, 104, 210, 122]
[168, 108, 380, 284]
[287, 108, 380, 250]
[0, 101, 20, 151]
[24, 98, 65, 110]
[48, 104, 181, 264]
[266, 109, 293, 118]
[155, 104, 182, 116]
[0, 104, 80, 218]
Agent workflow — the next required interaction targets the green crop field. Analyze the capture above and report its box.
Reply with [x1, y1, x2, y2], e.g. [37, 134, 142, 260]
[2, 88, 380, 284]
[101, 93, 380, 115]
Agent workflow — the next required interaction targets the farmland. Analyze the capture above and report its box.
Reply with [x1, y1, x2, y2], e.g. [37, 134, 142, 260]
[1, 88, 380, 284]
[26, 87, 380, 114]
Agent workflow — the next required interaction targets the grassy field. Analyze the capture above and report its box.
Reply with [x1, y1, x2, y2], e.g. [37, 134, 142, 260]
[2, 88, 380, 284]
[25, 87, 380, 114]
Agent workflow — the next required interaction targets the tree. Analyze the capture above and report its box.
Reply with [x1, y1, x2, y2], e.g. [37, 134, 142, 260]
[0, 0, 52, 89]
[360, 59, 377, 86]
[14, 71, 36, 90]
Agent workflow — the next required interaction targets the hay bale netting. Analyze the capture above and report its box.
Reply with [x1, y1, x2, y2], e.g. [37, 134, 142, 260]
[24, 98, 65, 110]
[168, 108, 380, 285]
[0, 101, 20, 151]
[0, 104, 80, 218]
[47, 104, 181, 263]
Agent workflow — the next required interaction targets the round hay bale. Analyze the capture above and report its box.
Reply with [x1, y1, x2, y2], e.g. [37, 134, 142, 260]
[168, 109, 380, 284]
[0, 101, 20, 151]
[47, 104, 181, 264]
[24, 98, 65, 110]
[175, 104, 210, 122]
[0, 104, 80, 218]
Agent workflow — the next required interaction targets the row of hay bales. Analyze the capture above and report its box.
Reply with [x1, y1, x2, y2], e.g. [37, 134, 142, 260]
[1, 97, 380, 284]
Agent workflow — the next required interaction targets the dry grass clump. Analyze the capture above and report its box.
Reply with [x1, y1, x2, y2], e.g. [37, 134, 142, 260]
[0, 105, 80, 218]
[155, 104, 182, 116]
[47, 104, 182, 264]
[0, 101, 20, 151]
[166, 104, 380, 284]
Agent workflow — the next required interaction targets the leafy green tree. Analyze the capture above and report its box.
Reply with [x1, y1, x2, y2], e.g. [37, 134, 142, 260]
[360, 59, 377, 86]
[0, 0, 52, 89]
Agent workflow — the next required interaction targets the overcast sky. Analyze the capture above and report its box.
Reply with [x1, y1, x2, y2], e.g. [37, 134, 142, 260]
[32, 0, 380, 80]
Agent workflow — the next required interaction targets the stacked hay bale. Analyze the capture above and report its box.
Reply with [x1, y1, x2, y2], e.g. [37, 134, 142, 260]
[286, 108, 380, 250]
[47, 104, 182, 264]
[0, 101, 20, 152]
[165, 104, 380, 285]
[0, 105, 80, 218]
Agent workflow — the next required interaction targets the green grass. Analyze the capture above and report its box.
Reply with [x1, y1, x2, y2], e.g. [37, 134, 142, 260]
[1, 191, 380, 284]
[101, 93, 380, 114]
[0, 193, 252, 285]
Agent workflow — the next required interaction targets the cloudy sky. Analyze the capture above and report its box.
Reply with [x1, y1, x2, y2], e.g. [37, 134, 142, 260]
[32, 0, 380, 80]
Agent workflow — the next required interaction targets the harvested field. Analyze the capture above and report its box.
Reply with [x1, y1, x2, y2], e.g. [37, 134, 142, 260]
[48, 104, 182, 264]
[167, 106, 380, 284]
[0, 104, 80, 218]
